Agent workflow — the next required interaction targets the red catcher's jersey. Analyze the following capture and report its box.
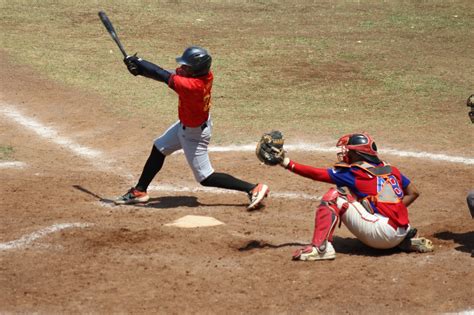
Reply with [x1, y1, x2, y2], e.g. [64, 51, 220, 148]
[286, 160, 411, 229]
[169, 70, 213, 127]
[328, 162, 411, 228]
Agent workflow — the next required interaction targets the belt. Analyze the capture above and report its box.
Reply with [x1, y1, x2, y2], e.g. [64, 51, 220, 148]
[181, 122, 207, 130]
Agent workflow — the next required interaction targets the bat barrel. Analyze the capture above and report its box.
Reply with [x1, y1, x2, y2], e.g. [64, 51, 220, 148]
[98, 11, 128, 58]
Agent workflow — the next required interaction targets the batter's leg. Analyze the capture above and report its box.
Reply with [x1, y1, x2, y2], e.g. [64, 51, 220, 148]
[201, 173, 268, 210]
[180, 121, 269, 210]
[200, 172, 254, 192]
[114, 121, 182, 205]
[135, 145, 166, 192]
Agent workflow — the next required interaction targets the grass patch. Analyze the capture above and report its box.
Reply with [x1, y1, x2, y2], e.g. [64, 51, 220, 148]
[0, 145, 14, 160]
[0, 0, 472, 149]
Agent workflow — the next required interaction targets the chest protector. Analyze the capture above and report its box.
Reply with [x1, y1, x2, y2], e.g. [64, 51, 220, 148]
[334, 161, 403, 211]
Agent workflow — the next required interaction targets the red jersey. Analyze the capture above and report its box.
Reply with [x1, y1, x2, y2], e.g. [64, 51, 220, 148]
[169, 69, 213, 127]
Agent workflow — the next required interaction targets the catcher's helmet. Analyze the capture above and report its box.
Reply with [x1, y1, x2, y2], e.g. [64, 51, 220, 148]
[336, 133, 380, 164]
[176, 46, 212, 77]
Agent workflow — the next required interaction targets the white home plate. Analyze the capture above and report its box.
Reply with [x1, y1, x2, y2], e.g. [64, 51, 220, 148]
[165, 215, 225, 228]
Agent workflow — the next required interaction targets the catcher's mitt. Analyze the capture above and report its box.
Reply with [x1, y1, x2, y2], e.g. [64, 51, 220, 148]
[256, 130, 285, 166]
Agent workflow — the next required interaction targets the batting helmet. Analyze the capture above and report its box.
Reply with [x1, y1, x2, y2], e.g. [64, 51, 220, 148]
[176, 46, 212, 77]
[336, 133, 381, 164]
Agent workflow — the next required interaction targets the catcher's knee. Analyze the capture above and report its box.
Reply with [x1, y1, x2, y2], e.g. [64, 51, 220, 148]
[320, 187, 355, 216]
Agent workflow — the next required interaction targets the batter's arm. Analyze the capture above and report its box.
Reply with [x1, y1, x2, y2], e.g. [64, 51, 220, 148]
[402, 183, 420, 207]
[125, 56, 171, 84]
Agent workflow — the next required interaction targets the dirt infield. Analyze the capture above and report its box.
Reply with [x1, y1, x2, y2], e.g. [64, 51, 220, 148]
[1, 51, 473, 315]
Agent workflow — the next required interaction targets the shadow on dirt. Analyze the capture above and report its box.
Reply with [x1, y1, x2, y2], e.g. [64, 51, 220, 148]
[141, 196, 247, 209]
[433, 231, 474, 255]
[333, 237, 401, 257]
[238, 240, 307, 251]
[141, 196, 201, 208]
[72, 185, 247, 208]
[238, 237, 402, 256]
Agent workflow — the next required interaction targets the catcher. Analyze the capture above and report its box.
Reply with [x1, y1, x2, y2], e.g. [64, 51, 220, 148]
[114, 46, 269, 210]
[256, 131, 433, 261]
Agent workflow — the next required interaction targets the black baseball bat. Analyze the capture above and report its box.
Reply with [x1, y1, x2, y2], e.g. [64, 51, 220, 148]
[98, 11, 128, 58]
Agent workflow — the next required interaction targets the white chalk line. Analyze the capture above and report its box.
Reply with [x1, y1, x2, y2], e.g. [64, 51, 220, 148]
[1, 102, 472, 205]
[0, 161, 26, 169]
[1, 102, 472, 203]
[445, 309, 474, 315]
[0, 105, 101, 159]
[0, 104, 114, 171]
[1, 103, 472, 170]
[0, 223, 91, 251]
[382, 148, 474, 165]
[209, 144, 474, 165]
[148, 184, 321, 201]
[99, 184, 320, 209]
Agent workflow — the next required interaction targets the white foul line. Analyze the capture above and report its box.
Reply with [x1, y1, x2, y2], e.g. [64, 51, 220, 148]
[148, 184, 321, 201]
[381, 148, 474, 165]
[1, 102, 471, 248]
[1, 103, 472, 167]
[0, 105, 101, 159]
[0, 223, 91, 251]
[0, 161, 26, 169]
[0, 104, 119, 171]
[209, 144, 474, 165]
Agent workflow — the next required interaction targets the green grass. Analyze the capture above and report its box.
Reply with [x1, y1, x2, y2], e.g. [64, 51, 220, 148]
[1, 0, 473, 147]
[0, 145, 14, 160]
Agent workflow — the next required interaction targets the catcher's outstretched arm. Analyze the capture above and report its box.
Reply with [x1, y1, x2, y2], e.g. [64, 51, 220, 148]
[285, 161, 333, 184]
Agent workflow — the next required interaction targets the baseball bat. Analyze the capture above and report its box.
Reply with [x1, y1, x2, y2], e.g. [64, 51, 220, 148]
[98, 11, 128, 58]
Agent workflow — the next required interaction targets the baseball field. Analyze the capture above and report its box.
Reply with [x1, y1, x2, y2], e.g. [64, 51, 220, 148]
[1, 0, 473, 313]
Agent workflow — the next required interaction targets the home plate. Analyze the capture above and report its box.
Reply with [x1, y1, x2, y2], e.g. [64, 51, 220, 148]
[165, 215, 225, 228]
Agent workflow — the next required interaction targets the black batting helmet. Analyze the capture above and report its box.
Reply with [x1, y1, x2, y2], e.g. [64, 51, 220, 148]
[176, 46, 212, 77]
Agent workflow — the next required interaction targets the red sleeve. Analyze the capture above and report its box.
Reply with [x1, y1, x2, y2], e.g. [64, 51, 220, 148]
[168, 74, 176, 90]
[286, 160, 334, 184]
[169, 74, 201, 94]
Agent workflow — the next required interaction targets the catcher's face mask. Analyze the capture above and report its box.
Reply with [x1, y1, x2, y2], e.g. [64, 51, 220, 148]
[336, 133, 379, 164]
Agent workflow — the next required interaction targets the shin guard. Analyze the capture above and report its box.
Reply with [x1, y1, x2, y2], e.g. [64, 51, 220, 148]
[311, 204, 339, 251]
[311, 187, 352, 251]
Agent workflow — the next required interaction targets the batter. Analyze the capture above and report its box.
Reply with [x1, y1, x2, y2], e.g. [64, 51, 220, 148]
[115, 46, 269, 210]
